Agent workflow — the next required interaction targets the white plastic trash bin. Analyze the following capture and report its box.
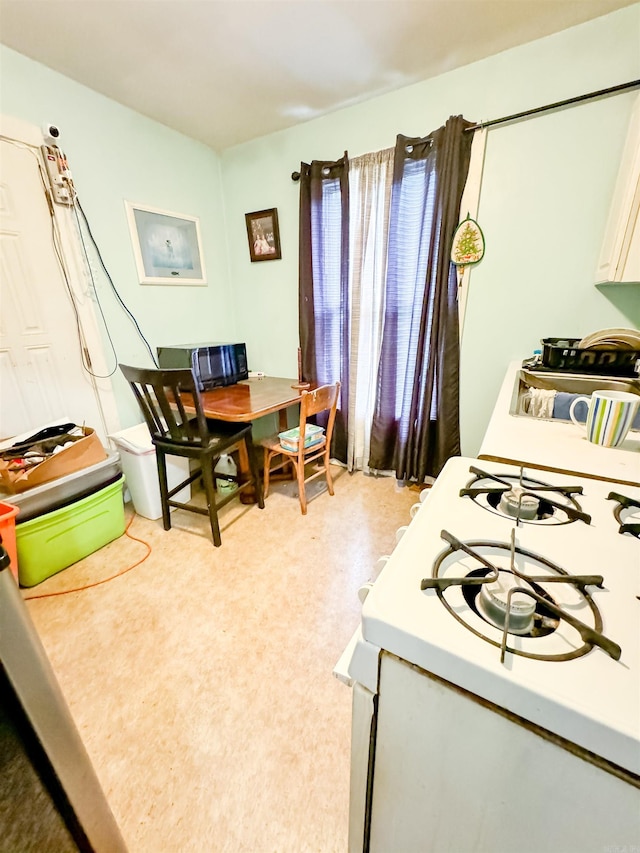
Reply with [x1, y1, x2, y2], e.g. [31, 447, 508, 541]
[108, 423, 191, 520]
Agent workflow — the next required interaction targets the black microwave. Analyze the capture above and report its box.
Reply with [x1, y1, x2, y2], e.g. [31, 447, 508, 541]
[157, 342, 248, 391]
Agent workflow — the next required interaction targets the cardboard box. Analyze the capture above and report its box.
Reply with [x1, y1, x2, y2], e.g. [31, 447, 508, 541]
[0, 427, 107, 494]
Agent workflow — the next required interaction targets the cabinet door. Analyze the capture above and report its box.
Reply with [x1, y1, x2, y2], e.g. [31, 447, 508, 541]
[595, 93, 640, 284]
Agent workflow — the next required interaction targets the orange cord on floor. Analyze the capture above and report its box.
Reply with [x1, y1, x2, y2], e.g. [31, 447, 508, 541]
[22, 512, 151, 600]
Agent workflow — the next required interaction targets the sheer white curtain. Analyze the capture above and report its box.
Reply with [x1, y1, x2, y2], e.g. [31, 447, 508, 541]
[346, 149, 394, 473]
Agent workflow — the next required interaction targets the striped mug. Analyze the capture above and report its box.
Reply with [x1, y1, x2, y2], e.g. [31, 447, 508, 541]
[569, 390, 640, 448]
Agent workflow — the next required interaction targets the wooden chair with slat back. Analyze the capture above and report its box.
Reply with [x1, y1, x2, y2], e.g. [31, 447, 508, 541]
[259, 381, 340, 515]
[119, 364, 264, 547]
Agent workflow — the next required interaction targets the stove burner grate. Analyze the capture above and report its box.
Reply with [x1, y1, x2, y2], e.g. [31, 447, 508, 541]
[421, 529, 620, 664]
[608, 491, 640, 538]
[460, 465, 591, 526]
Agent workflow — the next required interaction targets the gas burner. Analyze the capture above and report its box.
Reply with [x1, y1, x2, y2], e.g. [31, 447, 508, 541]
[498, 487, 540, 520]
[477, 571, 537, 635]
[460, 465, 591, 526]
[420, 529, 620, 664]
[608, 491, 640, 538]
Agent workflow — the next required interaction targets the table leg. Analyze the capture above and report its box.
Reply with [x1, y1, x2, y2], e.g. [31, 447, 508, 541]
[236, 439, 258, 505]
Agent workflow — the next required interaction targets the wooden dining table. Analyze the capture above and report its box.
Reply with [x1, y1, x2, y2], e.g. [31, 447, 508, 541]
[180, 375, 309, 428]
[179, 376, 312, 501]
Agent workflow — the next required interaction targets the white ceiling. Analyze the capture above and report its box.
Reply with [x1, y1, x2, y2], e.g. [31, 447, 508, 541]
[0, 0, 636, 151]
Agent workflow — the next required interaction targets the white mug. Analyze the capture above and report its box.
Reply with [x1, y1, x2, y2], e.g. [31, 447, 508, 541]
[569, 390, 639, 448]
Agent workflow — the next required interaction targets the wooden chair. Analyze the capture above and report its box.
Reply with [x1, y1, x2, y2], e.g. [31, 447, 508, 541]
[259, 381, 340, 515]
[119, 364, 264, 547]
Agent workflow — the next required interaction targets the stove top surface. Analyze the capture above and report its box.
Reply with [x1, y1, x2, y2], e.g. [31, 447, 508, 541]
[362, 456, 640, 775]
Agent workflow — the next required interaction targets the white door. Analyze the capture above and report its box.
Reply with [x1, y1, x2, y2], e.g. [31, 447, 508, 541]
[0, 117, 117, 442]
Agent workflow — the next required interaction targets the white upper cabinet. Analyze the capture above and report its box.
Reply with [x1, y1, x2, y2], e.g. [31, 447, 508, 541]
[595, 93, 640, 284]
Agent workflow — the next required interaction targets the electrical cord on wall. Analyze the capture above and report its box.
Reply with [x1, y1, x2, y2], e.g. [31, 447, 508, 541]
[47, 187, 103, 374]
[73, 197, 159, 369]
[66, 199, 127, 379]
[0, 134, 98, 377]
[1, 134, 158, 382]
[22, 511, 151, 600]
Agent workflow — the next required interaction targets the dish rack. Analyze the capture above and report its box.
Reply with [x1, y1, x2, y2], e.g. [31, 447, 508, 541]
[526, 338, 640, 377]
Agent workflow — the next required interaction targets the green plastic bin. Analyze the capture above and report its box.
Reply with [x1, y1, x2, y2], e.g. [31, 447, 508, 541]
[16, 475, 125, 587]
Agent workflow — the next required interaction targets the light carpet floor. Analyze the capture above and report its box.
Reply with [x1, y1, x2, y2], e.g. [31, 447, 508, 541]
[22, 467, 418, 853]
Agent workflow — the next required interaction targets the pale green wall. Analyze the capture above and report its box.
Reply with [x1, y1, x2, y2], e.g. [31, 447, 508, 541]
[0, 45, 237, 429]
[221, 5, 640, 456]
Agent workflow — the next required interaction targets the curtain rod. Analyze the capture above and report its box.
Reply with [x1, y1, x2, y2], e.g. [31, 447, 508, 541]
[464, 79, 639, 132]
[291, 79, 639, 180]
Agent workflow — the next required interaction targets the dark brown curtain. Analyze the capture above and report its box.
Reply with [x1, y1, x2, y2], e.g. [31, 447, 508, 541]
[369, 116, 474, 481]
[298, 154, 350, 462]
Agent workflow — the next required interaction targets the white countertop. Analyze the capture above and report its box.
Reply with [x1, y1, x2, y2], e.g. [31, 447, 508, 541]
[479, 361, 640, 487]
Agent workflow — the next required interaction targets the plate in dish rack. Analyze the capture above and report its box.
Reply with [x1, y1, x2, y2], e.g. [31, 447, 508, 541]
[577, 328, 640, 350]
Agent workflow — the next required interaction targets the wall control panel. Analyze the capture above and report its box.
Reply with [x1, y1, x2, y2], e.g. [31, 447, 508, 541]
[41, 145, 74, 206]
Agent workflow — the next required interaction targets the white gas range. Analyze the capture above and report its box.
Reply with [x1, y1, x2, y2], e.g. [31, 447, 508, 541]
[338, 456, 640, 853]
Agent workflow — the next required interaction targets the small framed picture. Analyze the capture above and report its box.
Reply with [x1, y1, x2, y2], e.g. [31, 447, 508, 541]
[125, 201, 207, 285]
[245, 208, 281, 262]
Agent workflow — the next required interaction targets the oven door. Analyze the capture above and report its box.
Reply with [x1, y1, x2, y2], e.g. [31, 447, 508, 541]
[367, 652, 639, 853]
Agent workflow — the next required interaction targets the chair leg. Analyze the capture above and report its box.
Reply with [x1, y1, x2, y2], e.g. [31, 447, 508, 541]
[156, 450, 172, 530]
[325, 447, 335, 496]
[296, 456, 307, 515]
[202, 458, 222, 547]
